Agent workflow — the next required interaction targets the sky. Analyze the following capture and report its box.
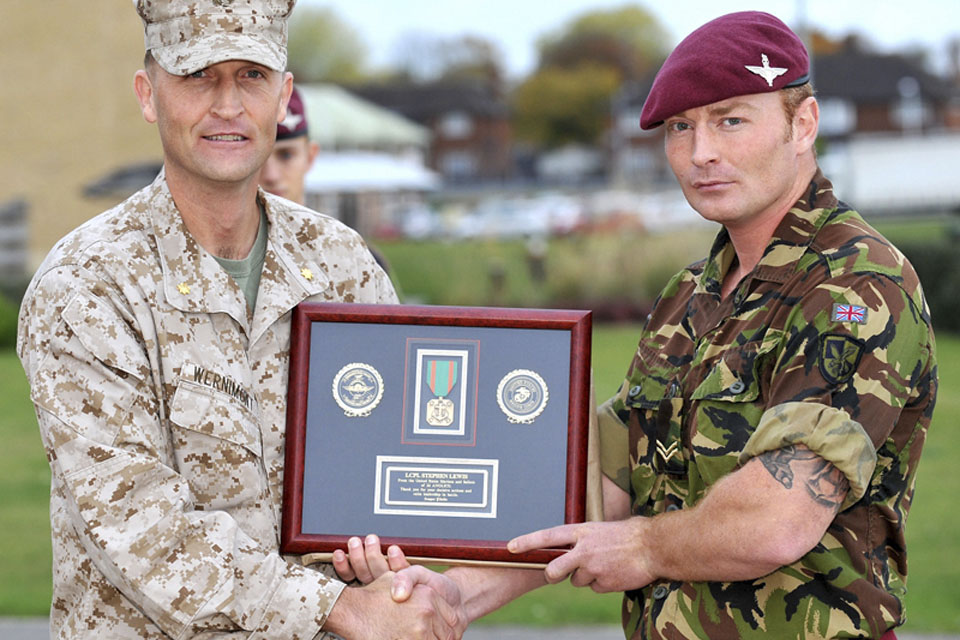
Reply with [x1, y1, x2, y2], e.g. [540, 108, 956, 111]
[300, 0, 960, 78]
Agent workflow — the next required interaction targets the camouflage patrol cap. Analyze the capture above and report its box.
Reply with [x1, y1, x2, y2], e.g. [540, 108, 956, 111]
[134, 0, 296, 76]
[640, 11, 810, 129]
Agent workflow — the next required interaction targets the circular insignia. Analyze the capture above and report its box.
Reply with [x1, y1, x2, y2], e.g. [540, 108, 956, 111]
[496, 369, 548, 424]
[332, 363, 384, 417]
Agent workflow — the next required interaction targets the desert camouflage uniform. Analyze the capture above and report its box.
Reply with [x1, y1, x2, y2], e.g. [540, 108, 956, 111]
[17, 170, 397, 639]
[135, 0, 294, 77]
[598, 170, 937, 639]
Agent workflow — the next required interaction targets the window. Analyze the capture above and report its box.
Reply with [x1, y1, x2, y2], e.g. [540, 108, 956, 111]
[894, 77, 929, 131]
[439, 151, 477, 179]
[818, 98, 857, 136]
[439, 111, 474, 139]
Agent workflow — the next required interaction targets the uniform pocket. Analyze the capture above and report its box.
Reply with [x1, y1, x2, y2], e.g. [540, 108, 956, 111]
[168, 380, 265, 509]
[688, 333, 781, 485]
[623, 343, 687, 508]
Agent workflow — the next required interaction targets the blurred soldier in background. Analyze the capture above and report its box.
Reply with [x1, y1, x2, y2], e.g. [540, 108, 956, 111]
[260, 84, 319, 205]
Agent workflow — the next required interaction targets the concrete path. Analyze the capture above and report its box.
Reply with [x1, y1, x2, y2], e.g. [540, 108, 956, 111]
[2, 618, 956, 639]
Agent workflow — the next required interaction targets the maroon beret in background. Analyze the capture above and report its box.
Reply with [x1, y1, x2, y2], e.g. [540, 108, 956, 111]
[640, 11, 810, 130]
[277, 85, 309, 139]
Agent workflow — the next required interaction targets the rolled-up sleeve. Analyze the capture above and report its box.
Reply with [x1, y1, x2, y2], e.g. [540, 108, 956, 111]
[738, 273, 934, 509]
[739, 401, 876, 509]
[598, 383, 631, 493]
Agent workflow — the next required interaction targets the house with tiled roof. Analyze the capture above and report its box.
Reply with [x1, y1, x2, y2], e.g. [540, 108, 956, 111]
[349, 79, 514, 184]
[813, 45, 960, 139]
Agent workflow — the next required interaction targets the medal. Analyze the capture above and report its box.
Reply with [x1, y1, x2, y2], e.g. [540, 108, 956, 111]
[496, 369, 548, 424]
[332, 363, 384, 417]
[424, 359, 458, 426]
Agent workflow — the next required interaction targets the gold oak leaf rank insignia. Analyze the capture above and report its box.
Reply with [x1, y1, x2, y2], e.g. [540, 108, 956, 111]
[819, 334, 865, 385]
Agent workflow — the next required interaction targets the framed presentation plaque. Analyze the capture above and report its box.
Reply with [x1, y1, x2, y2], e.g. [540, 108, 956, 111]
[281, 303, 592, 565]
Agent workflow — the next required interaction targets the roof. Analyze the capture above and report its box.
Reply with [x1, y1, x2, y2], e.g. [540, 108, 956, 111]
[812, 49, 958, 102]
[297, 84, 430, 149]
[82, 163, 163, 199]
[615, 48, 960, 111]
[303, 151, 440, 192]
[348, 79, 510, 122]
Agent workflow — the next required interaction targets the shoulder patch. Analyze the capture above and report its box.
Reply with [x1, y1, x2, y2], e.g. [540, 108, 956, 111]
[831, 302, 868, 324]
[819, 333, 865, 385]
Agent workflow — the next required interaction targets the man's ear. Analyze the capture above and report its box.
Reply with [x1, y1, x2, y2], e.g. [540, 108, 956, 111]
[133, 69, 158, 124]
[277, 72, 294, 124]
[793, 96, 819, 153]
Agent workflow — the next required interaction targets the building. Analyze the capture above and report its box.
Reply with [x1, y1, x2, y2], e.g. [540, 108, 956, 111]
[1, 0, 159, 270]
[297, 84, 439, 238]
[813, 43, 960, 140]
[349, 80, 514, 184]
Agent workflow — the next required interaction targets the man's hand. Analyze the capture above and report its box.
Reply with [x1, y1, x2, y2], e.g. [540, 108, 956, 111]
[391, 565, 463, 609]
[323, 571, 465, 640]
[511, 448, 852, 591]
[508, 519, 655, 593]
[333, 534, 410, 583]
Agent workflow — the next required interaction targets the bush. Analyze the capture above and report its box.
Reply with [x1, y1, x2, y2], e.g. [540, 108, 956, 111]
[379, 228, 718, 320]
[898, 241, 960, 334]
[0, 294, 19, 350]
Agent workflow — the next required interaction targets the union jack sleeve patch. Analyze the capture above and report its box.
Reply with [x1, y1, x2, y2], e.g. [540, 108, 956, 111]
[831, 303, 868, 324]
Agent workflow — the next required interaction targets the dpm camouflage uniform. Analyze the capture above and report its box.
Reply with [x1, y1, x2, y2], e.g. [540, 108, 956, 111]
[18, 170, 397, 639]
[598, 170, 937, 639]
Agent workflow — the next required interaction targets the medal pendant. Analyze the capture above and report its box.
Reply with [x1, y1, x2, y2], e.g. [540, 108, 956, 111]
[426, 396, 454, 426]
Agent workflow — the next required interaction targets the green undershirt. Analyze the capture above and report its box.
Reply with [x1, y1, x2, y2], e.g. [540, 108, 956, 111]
[213, 206, 268, 310]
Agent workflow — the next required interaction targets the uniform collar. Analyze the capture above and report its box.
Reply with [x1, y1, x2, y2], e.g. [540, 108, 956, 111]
[150, 169, 331, 339]
[697, 168, 839, 296]
[250, 191, 332, 342]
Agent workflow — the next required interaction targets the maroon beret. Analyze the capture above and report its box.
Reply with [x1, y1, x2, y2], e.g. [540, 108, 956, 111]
[277, 85, 309, 139]
[640, 11, 809, 130]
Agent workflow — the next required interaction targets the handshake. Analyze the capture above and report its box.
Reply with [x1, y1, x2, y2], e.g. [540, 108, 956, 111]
[318, 513, 643, 640]
[320, 534, 470, 640]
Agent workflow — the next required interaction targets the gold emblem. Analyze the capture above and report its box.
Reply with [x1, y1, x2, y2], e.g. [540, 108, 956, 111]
[177, 282, 191, 295]
[656, 441, 679, 463]
[300, 268, 313, 281]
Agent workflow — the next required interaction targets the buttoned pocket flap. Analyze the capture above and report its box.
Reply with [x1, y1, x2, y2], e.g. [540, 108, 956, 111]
[169, 380, 262, 458]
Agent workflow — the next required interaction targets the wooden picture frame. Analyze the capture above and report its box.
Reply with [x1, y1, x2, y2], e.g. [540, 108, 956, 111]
[281, 303, 592, 565]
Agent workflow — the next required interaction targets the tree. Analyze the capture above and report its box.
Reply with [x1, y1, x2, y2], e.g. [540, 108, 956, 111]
[287, 7, 368, 83]
[511, 4, 669, 147]
[511, 64, 620, 148]
[536, 5, 669, 81]
[389, 31, 505, 87]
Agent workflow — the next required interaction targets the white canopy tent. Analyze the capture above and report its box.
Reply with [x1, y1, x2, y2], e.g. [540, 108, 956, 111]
[304, 152, 439, 193]
[297, 84, 430, 151]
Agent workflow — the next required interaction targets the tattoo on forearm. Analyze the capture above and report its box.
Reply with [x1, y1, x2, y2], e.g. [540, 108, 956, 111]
[804, 459, 850, 510]
[759, 445, 849, 510]
[759, 446, 801, 489]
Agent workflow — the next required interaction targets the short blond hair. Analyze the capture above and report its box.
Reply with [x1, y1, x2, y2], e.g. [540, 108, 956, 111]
[781, 82, 815, 125]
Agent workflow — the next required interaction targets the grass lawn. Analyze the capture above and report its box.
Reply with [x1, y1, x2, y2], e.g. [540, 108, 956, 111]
[0, 350, 51, 615]
[2, 323, 958, 631]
